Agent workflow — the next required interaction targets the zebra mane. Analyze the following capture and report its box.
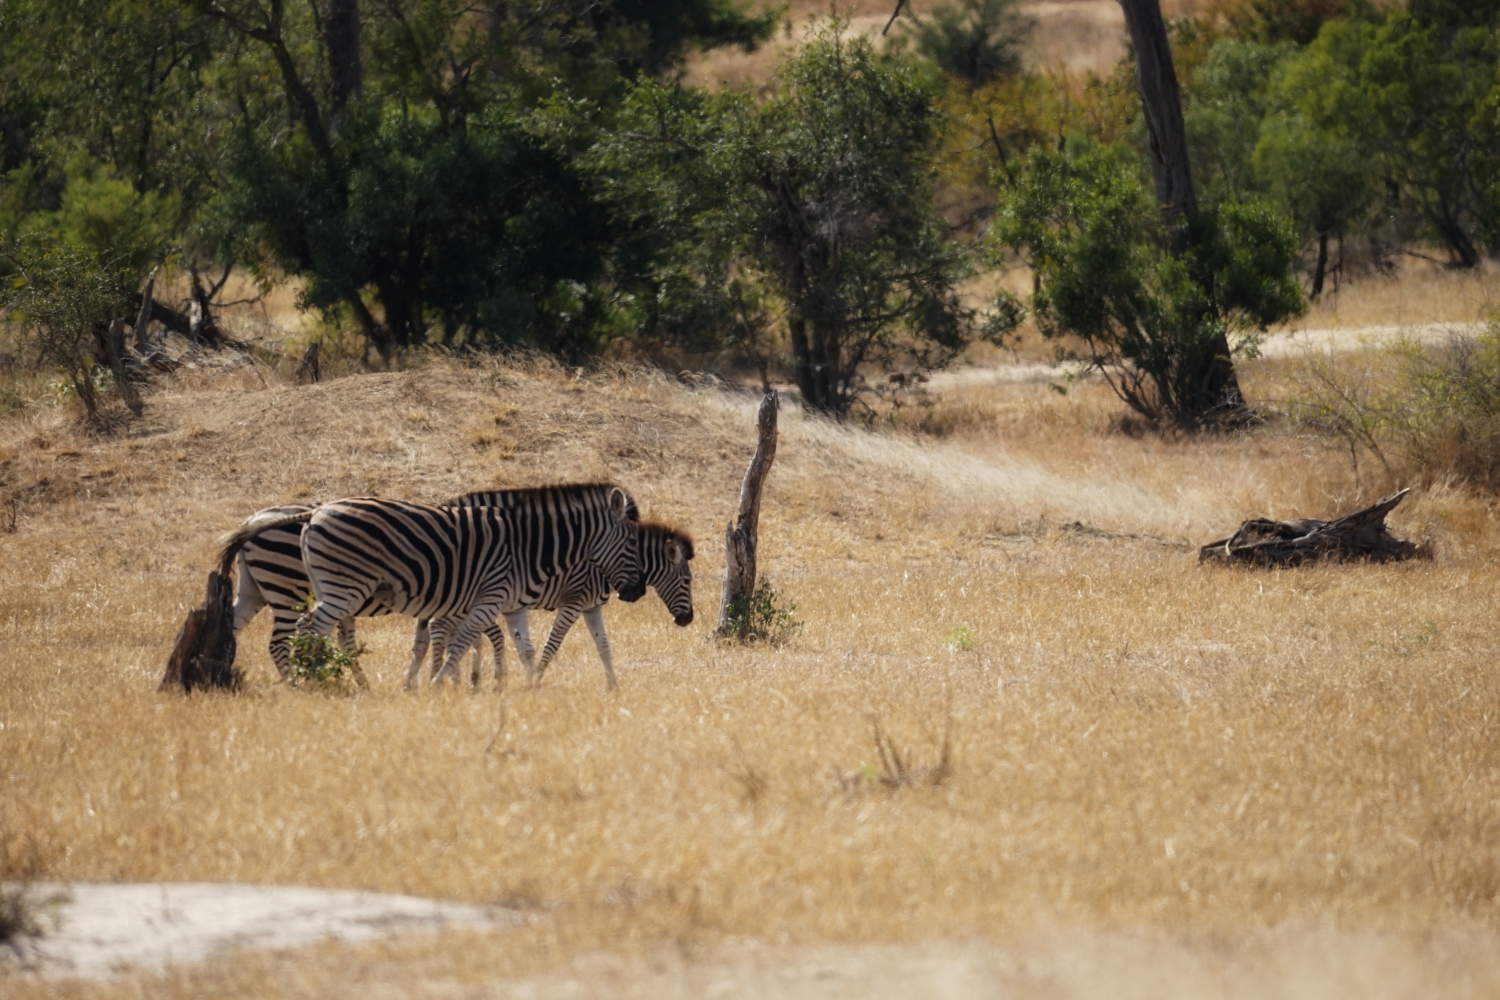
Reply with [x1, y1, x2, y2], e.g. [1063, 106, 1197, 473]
[445, 482, 641, 522]
[638, 520, 695, 560]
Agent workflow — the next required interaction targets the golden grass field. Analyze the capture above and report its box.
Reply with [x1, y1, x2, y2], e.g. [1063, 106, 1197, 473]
[3, 265, 1500, 995]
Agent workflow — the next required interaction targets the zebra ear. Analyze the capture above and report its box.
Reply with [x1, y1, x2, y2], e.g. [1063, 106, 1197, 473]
[665, 538, 683, 565]
[609, 487, 628, 522]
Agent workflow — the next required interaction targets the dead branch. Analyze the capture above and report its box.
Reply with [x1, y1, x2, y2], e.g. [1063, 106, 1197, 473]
[715, 391, 779, 637]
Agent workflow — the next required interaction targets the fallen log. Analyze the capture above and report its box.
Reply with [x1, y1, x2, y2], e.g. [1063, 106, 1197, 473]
[1199, 488, 1423, 566]
[161, 571, 240, 692]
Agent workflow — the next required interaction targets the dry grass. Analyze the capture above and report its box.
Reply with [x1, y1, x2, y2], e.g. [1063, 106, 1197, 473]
[1288, 257, 1500, 332]
[2, 352, 1499, 996]
[685, 1, 1213, 90]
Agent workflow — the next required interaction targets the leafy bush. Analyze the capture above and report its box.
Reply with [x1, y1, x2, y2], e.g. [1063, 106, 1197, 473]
[907, 0, 1031, 89]
[0, 236, 137, 416]
[1287, 324, 1500, 492]
[285, 633, 363, 691]
[723, 580, 801, 645]
[990, 146, 1303, 427]
[214, 104, 615, 360]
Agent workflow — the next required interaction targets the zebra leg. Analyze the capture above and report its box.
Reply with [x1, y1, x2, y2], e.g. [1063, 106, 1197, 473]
[336, 617, 356, 652]
[405, 619, 432, 691]
[532, 606, 583, 687]
[433, 603, 501, 683]
[483, 623, 507, 689]
[268, 608, 301, 679]
[581, 605, 618, 691]
[335, 617, 369, 690]
[504, 611, 537, 681]
[430, 618, 459, 687]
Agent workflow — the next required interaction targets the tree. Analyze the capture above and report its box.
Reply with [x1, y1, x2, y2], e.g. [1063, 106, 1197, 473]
[201, 0, 781, 358]
[601, 23, 971, 414]
[1118, 0, 1248, 421]
[1278, 9, 1500, 268]
[0, 238, 139, 417]
[991, 147, 1303, 426]
[907, 0, 1032, 89]
[1183, 38, 1294, 206]
[215, 105, 615, 357]
[1253, 103, 1377, 297]
[1210, 0, 1354, 46]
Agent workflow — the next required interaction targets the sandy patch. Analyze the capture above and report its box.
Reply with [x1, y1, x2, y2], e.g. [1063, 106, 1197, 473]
[4, 883, 512, 979]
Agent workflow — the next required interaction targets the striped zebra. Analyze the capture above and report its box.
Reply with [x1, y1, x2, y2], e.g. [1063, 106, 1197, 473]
[219, 484, 643, 681]
[419, 520, 695, 689]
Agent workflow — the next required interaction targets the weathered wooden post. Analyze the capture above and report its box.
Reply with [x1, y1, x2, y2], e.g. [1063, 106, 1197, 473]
[716, 391, 779, 637]
[161, 572, 240, 692]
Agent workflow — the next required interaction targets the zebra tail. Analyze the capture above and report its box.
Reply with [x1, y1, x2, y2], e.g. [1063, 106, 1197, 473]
[215, 510, 317, 578]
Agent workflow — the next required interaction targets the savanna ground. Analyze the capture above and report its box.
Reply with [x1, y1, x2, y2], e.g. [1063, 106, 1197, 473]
[2, 258, 1500, 996]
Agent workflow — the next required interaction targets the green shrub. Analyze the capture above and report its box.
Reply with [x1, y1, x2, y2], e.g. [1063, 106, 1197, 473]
[1286, 323, 1500, 492]
[724, 580, 802, 646]
[286, 633, 363, 691]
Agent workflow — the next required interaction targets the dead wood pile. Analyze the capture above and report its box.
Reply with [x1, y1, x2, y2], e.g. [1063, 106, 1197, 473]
[1199, 488, 1424, 566]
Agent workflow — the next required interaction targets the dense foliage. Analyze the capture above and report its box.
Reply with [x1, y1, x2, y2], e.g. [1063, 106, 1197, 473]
[2, 0, 1499, 423]
[991, 147, 1303, 424]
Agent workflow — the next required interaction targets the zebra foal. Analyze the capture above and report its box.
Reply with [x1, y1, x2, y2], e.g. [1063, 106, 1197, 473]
[421, 520, 695, 689]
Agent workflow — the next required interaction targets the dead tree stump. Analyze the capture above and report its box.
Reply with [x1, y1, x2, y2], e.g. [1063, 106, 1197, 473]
[1199, 488, 1423, 566]
[161, 571, 240, 692]
[295, 341, 321, 384]
[715, 391, 779, 637]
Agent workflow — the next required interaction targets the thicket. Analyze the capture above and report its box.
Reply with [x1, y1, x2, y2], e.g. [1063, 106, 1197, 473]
[1, 0, 1498, 423]
[1288, 323, 1500, 493]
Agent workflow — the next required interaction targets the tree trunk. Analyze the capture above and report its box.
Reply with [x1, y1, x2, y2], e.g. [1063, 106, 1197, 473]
[327, 0, 362, 119]
[716, 392, 779, 637]
[1118, 0, 1243, 424]
[161, 571, 241, 692]
[187, 264, 228, 347]
[788, 314, 818, 410]
[346, 292, 392, 362]
[1118, 0, 1195, 223]
[133, 267, 157, 352]
[1311, 231, 1329, 299]
[103, 317, 143, 414]
[1435, 214, 1479, 269]
[296, 340, 321, 383]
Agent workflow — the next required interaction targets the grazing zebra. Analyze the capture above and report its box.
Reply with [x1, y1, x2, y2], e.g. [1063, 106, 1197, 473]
[219, 484, 643, 679]
[420, 520, 695, 689]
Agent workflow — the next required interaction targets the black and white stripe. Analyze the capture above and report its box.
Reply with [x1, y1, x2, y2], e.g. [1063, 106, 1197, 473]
[422, 520, 695, 689]
[219, 484, 643, 680]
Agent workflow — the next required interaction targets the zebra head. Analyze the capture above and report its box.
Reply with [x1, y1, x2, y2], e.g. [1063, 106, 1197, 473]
[598, 486, 647, 603]
[640, 522, 695, 626]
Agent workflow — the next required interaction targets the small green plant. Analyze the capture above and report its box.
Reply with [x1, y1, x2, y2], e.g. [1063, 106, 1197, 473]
[723, 579, 802, 645]
[946, 624, 976, 652]
[285, 633, 363, 690]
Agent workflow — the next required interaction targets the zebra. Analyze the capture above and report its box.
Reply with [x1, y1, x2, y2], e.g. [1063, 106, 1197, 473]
[418, 520, 695, 690]
[219, 484, 644, 681]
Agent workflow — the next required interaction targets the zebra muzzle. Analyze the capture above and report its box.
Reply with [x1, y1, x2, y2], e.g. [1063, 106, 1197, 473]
[617, 576, 647, 602]
[673, 609, 693, 627]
